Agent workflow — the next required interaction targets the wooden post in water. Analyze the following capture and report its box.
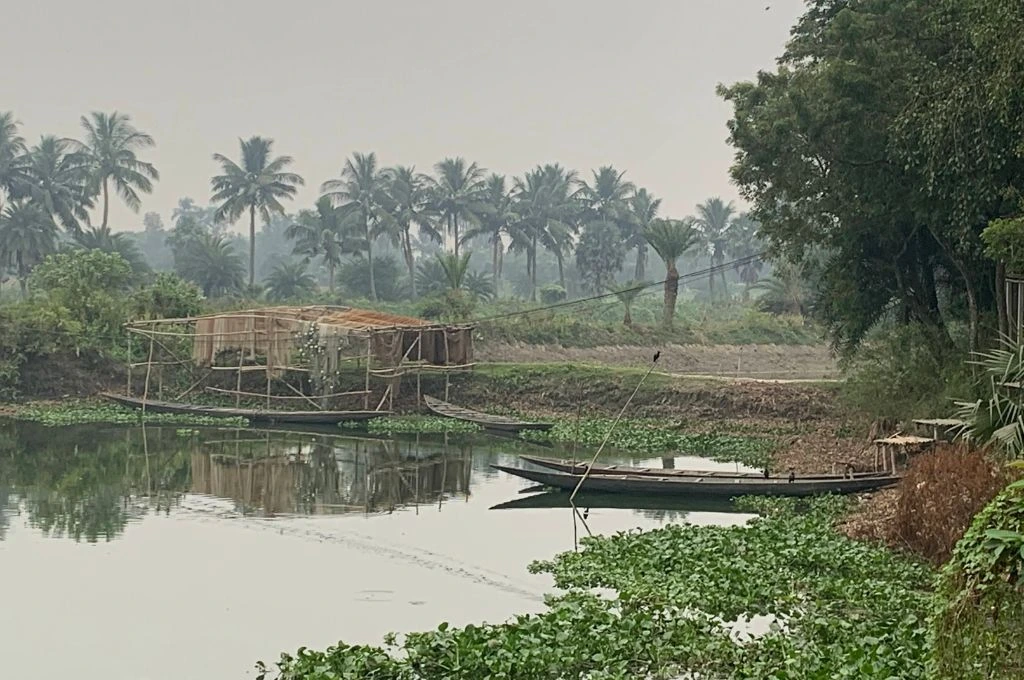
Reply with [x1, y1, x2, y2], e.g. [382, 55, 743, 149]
[141, 333, 155, 416]
[416, 330, 423, 408]
[235, 345, 245, 408]
[363, 337, 372, 410]
[443, 328, 450, 402]
[126, 333, 133, 396]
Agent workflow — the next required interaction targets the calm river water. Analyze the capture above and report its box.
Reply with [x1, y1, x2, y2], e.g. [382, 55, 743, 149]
[0, 420, 753, 679]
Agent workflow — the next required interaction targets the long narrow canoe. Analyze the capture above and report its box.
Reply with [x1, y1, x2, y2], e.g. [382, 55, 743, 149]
[490, 490, 738, 513]
[423, 395, 553, 432]
[492, 464, 901, 498]
[101, 393, 388, 425]
[519, 455, 888, 481]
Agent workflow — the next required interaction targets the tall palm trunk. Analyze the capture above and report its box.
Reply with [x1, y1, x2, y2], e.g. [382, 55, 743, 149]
[530, 233, 538, 301]
[491, 236, 500, 298]
[403, 228, 416, 298]
[248, 204, 256, 288]
[708, 255, 715, 297]
[366, 218, 377, 301]
[556, 251, 565, 290]
[328, 260, 336, 295]
[101, 177, 110, 230]
[664, 262, 679, 330]
[634, 244, 646, 280]
[17, 253, 27, 299]
[451, 214, 459, 257]
[997, 261, 1008, 338]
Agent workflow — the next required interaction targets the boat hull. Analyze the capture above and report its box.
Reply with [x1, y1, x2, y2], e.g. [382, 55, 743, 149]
[101, 393, 387, 425]
[492, 464, 900, 497]
[423, 396, 553, 432]
[518, 455, 888, 481]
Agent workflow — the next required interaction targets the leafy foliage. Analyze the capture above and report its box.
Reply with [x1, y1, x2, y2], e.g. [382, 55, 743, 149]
[260, 497, 934, 680]
[29, 249, 132, 338]
[8, 401, 247, 427]
[341, 416, 481, 435]
[954, 337, 1024, 456]
[130, 272, 203, 320]
[264, 260, 317, 302]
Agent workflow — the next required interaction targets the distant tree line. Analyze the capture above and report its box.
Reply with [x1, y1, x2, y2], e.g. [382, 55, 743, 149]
[1, 112, 768, 326]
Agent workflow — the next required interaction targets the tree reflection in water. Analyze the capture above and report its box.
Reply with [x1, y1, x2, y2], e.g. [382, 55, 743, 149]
[0, 422, 476, 541]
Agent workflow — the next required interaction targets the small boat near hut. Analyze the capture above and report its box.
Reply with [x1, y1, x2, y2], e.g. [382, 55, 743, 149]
[491, 464, 901, 498]
[101, 393, 387, 425]
[423, 395, 553, 433]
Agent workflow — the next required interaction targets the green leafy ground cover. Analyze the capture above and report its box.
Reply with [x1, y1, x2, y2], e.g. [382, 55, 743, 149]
[257, 497, 934, 679]
[341, 416, 482, 435]
[4, 401, 248, 427]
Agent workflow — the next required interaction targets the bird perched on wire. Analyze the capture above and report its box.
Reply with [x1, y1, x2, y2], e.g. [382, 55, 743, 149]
[652, 350, 661, 363]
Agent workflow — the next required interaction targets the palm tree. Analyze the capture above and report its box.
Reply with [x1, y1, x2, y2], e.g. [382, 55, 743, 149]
[437, 252, 473, 291]
[576, 166, 634, 224]
[628, 188, 661, 279]
[0, 112, 30, 201]
[727, 212, 763, 300]
[609, 280, 649, 327]
[510, 164, 578, 299]
[0, 201, 59, 297]
[74, 225, 150, 275]
[264, 260, 317, 301]
[320, 152, 388, 301]
[461, 173, 515, 297]
[695, 197, 736, 297]
[428, 157, 485, 256]
[645, 218, 699, 329]
[754, 262, 809, 316]
[285, 196, 362, 294]
[25, 136, 94, 235]
[76, 112, 159, 230]
[383, 165, 435, 296]
[210, 136, 304, 288]
[175, 233, 245, 297]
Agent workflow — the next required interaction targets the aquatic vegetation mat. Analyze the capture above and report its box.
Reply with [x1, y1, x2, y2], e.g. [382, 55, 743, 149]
[521, 417, 775, 468]
[6, 401, 249, 427]
[340, 415, 482, 434]
[258, 497, 934, 679]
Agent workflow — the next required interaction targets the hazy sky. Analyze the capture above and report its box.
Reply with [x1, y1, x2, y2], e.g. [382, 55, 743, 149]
[3, 0, 805, 233]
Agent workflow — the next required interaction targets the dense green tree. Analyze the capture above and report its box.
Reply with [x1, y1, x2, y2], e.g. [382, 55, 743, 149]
[211, 136, 304, 288]
[383, 165, 435, 296]
[628, 188, 660, 280]
[0, 201, 59, 297]
[645, 218, 698, 329]
[695, 197, 735, 297]
[718, 0, 970, 357]
[0, 112, 30, 200]
[24, 136, 93, 235]
[575, 219, 624, 294]
[175, 233, 245, 297]
[321, 152, 389, 301]
[29, 249, 132, 335]
[130, 272, 203, 319]
[76, 112, 159, 230]
[286, 196, 361, 294]
[264, 260, 317, 301]
[428, 157, 485, 256]
[338, 254, 403, 301]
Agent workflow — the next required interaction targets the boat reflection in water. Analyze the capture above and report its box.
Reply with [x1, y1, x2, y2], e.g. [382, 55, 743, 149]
[188, 430, 474, 516]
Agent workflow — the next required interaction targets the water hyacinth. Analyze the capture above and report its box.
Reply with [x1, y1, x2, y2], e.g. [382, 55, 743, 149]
[7, 402, 248, 427]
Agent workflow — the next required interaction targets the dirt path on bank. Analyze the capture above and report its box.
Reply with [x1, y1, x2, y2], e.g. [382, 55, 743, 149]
[475, 342, 838, 381]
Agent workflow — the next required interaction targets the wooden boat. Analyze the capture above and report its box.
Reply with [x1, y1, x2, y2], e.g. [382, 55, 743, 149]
[423, 395, 553, 433]
[101, 393, 388, 425]
[490, 490, 738, 513]
[519, 455, 889, 480]
[491, 464, 901, 498]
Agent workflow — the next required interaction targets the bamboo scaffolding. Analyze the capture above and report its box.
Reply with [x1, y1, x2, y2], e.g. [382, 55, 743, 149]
[204, 386, 371, 401]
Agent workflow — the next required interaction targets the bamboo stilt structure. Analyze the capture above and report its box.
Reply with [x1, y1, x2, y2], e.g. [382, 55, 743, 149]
[416, 330, 423, 407]
[235, 343, 245, 408]
[363, 339, 372, 410]
[126, 333, 132, 396]
[443, 329, 450, 402]
[141, 334, 155, 416]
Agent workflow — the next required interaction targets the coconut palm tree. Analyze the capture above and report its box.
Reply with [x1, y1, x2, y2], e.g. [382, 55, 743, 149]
[460, 173, 515, 297]
[727, 212, 763, 300]
[264, 260, 317, 301]
[576, 166, 634, 224]
[76, 112, 159, 230]
[437, 251, 473, 291]
[175, 232, 245, 297]
[383, 165, 435, 296]
[0, 201, 59, 297]
[286, 196, 362, 294]
[25, 136, 94, 235]
[428, 157, 486, 256]
[0, 112, 30, 201]
[320, 152, 388, 301]
[695, 197, 736, 297]
[754, 262, 810, 316]
[210, 136, 304, 288]
[628, 188, 661, 280]
[645, 217, 699, 329]
[609, 280, 649, 327]
[510, 164, 578, 299]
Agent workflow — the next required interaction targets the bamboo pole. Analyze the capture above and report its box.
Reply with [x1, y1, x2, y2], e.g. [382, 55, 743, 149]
[363, 337, 372, 410]
[141, 334, 156, 416]
[416, 330, 423, 407]
[235, 345, 245, 408]
[126, 333, 132, 396]
[443, 328, 450, 402]
[205, 386, 370, 401]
